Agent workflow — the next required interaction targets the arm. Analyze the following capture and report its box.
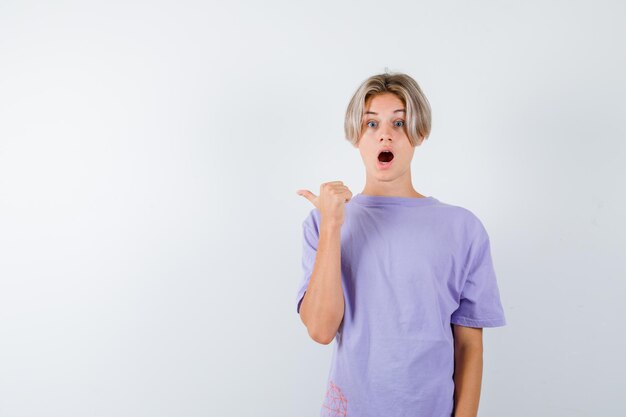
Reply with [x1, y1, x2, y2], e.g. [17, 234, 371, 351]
[452, 324, 484, 417]
[299, 220, 345, 345]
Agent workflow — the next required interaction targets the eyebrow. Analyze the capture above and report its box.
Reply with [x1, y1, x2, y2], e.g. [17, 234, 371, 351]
[363, 109, 406, 115]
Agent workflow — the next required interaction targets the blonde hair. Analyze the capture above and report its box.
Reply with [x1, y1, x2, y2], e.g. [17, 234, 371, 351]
[344, 71, 432, 147]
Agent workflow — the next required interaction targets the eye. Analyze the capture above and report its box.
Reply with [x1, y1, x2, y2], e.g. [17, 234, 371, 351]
[366, 120, 377, 128]
[394, 120, 405, 127]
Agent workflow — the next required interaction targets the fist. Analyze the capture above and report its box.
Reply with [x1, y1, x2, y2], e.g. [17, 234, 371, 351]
[296, 181, 352, 227]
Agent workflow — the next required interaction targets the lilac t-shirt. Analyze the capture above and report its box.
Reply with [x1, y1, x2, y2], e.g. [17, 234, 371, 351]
[296, 193, 506, 417]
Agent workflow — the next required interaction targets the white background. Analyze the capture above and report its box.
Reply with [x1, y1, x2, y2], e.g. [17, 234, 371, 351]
[1, 1, 624, 416]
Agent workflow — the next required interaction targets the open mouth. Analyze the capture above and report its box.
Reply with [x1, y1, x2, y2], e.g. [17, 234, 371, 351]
[378, 150, 394, 164]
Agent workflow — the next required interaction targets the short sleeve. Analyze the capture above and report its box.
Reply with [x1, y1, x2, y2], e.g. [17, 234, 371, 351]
[450, 217, 507, 328]
[296, 210, 319, 314]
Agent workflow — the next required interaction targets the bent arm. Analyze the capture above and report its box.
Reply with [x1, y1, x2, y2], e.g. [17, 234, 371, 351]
[299, 221, 345, 344]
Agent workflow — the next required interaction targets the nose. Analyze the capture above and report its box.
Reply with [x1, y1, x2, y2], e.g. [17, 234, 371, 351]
[379, 125, 393, 141]
[379, 131, 393, 144]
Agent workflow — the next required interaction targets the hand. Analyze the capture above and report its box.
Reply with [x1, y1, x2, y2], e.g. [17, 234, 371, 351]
[296, 181, 352, 227]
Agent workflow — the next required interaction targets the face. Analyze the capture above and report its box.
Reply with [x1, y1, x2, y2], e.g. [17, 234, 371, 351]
[357, 92, 416, 183]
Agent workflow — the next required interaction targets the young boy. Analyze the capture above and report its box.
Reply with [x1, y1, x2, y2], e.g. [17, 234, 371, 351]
[295, 72, 507, 417]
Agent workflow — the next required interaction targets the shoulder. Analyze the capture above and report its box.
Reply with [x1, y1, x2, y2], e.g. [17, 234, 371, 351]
[434, 199, 489, 241]
[302, 207, 322, 231]
[432, 199, 482, 223]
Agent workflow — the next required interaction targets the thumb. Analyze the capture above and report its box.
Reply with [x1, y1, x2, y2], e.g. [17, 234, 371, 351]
[296, 189, 317, 205]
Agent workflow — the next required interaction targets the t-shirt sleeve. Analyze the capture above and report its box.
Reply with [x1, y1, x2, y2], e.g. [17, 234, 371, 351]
[450, 216, 507, 328]
[296, 210, 319, 314]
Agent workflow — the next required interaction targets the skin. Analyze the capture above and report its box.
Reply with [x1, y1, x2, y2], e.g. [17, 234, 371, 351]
[452, 324, 484, 417]
[356, 92, 426, 198]
[296, 92, 484, 416]
[295, 181, 349, 344]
